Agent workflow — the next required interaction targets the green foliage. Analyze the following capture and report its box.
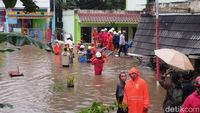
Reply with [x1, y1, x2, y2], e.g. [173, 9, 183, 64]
[0, 103, 13, 108]
[78, 102, 115, 113]
[59, 0, 125, 10]
[2, 0, 39, 13]
[51, 83, 67, 92]
[2, 0, 17, 8]
[0, 32, 52, 52]
[67, 75, 74, 87]
[20, 0, 39, 13]
[115, 102, 128, 112]
[57, 0, 77, 10]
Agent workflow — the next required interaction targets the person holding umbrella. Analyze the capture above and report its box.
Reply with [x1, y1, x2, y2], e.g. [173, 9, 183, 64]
[159, 69, 183, 113]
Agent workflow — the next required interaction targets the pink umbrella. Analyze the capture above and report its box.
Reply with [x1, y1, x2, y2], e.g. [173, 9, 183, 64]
[154, 48, 194, 71]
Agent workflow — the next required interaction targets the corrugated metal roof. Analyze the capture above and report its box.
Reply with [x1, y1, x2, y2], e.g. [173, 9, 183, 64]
[132, 15, 200, 55]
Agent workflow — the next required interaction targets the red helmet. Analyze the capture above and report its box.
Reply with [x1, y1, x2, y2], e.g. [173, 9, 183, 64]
[194, 76, 200, 87]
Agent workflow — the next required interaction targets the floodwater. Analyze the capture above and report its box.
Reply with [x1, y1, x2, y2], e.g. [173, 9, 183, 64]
[0, 46, 165, 113]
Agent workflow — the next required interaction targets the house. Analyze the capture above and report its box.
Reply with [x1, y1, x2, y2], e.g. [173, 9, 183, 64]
[0, 0, 52, 42]
[63, 9, 140, 44]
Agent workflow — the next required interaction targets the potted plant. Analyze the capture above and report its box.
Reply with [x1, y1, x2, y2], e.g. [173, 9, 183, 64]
[66, 75, 74, 87]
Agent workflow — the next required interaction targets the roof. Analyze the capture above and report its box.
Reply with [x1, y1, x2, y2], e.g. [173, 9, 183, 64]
[77, 10, 140, 24]
[131, 14, 200, 56]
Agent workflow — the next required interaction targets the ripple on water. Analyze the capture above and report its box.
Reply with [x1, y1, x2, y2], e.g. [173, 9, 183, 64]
[0, 46, 165, 113]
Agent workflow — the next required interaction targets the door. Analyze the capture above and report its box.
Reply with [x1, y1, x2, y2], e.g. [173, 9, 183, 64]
[81, 27, 92, 43]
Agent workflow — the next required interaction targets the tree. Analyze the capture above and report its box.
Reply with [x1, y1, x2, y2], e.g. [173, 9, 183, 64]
[2, 0, 39, 12]
[56, 0, 77, 10]
[60, 0, 125, 10]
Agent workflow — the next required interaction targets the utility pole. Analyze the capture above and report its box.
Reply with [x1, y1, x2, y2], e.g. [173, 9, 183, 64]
[5, 9, 10, 33]
[51, 0, 56, 44]
[155, 0, 160, 86]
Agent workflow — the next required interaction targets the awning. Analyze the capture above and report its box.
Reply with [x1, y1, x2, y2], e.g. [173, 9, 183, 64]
[8, 14, 52, 19]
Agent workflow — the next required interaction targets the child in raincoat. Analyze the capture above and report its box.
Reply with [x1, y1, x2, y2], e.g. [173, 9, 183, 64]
[86, 46, 92, 63]
[61, 47, 70, 67]
[53, 41, 60, 55]
[78, 45, 87, 63]
[91, 52, 104, 75]
[116, 71, 128, 113]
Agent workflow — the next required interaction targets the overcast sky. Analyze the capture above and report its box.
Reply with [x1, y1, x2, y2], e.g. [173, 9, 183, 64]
[0, 0, 50, 9]
[159, 0, 187, 3]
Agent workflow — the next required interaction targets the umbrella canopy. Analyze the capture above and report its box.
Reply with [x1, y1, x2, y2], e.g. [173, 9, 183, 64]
[154, 48, 194, 71]
[0, 32, 52, 52]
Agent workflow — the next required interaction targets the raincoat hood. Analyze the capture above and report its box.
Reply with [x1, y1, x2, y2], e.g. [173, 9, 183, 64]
[128, 67, 140, 80]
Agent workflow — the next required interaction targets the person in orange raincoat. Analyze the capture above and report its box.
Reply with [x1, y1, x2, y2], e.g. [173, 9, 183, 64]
[53, 41, 60, 55]
[106, 32, 113, 50]
[123, 67, 149, 113]
[92, 28, 98, 46]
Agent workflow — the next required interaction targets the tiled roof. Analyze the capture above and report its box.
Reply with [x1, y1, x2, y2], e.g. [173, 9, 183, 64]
[77, 10, 140, 24]
[131, 14, 200, 56]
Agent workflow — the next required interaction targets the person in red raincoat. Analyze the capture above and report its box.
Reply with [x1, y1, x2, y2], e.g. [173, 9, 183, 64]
[90, 43, 96, 58]
[102, 30, 108, 47]
[53, 41, 60, 55]
[123, 67, 149, 113]
[106, 32, 113, 50]
[180, 76, 200, 113]
[91, 52, 104, 75]
[92, 28, 98, 46]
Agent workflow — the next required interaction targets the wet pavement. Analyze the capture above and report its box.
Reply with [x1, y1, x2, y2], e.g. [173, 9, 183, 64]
[0, 46, 165, 113]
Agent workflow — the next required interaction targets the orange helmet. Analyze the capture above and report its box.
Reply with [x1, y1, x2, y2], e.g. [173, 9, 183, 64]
[194, 76, 200, 87]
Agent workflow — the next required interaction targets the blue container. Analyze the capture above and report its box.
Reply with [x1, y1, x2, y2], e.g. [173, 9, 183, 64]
[78, 56, 87, 63]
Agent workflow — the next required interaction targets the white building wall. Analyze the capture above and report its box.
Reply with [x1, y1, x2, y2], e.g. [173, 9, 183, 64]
[126, 0, 188, 11]
[126, 0, 147, 11]
[159, 0, 188, 3]
[63, 10, 75, 41]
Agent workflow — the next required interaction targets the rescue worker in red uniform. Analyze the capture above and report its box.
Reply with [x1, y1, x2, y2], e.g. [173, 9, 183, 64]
[92, 28, 98, 46]
[106, 31, 113, 50]
[91, 52, 104, 75]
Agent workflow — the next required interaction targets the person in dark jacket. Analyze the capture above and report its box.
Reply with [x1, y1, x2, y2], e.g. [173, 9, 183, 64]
[113, 31, 120, 52]
[86, 46, 92, 63]
[159, 69, 183, 113]
[116, 71, 127, 113]
[182, 72, 196, 102]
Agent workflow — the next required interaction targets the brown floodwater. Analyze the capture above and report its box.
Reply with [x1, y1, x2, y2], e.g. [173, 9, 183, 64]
[0, 46, 165, 113]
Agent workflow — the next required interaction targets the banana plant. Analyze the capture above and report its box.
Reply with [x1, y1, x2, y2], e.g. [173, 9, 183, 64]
[0, 32, 52, 52]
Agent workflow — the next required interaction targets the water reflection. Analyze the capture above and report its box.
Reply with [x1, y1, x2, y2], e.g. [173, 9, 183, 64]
[0, 46, 165, 113]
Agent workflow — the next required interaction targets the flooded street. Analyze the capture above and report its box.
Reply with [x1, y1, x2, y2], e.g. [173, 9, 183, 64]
[0, 46, 165, 113]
